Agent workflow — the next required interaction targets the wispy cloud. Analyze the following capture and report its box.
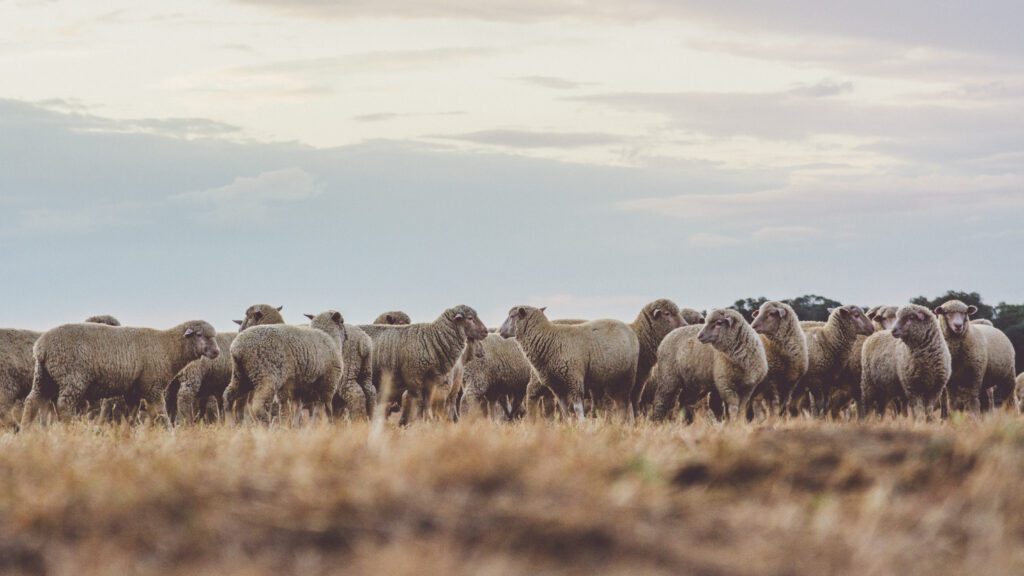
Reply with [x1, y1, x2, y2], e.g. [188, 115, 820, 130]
[688, 232, 743, 248]
[353, 111, 465, 123]
[513, 76, 598, 90]
[432, 129, 624, 149]
[173, 168, 323, 225]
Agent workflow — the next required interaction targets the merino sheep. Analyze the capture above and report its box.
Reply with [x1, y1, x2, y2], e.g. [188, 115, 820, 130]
[749, 301, 808, 416]
[933, 300, 989, 412]
[373, 311, 411, 325]
[795, 305, 875, 416]
[499, 306, 640, 421]
[972, 319, 994, 327]
[628, 300, 687, 413]
[1017, 373, 1024, 408]
[224, 310, 347, 424]
[21, 320, 220, 426]
[459, 334, 533, 420]
[173, 304, 287, 425]
[323, 321, 373, 421]
[648, 309, 767, 421]
[860, 305, 951, 420]
[362, 305, 487, 424]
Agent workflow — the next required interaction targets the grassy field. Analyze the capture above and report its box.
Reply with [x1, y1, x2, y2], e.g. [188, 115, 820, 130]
[2, 416, 1023, 575]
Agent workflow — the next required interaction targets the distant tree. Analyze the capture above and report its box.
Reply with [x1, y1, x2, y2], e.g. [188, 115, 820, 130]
[784, 294, 844, 322]
[994, 302, 1024, 374]
[732, 297, 768, 322]
[910, 291, 994, 320]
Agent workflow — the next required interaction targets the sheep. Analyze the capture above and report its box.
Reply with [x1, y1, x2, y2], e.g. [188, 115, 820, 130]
[972, 319, 994, 327]
[625, 300, 687, 413]
[83, 315, 121, 326]
[973, 323, 1018, 412]
[749, 301, 808, 416]
[794, 305, 875, 416]
[680, 308, 705, 325]
[500, 306, 640, 421]
[362, 305, 488, 425]
[648, 309, 767, 422]
[21, 320, 220, 426]
[224, 310, 347, 424]
[933, 300, 989, 413]
[459, 334, 533, 420]
[321, 321, 373, 421]
[825, 306, 900, 418]
[860, 304, 951, 420]
[1017, 373, 1024, 408]
[373, 311, 411, 325]
[173, 305, 287, 425]
[234, 304, 285, 331]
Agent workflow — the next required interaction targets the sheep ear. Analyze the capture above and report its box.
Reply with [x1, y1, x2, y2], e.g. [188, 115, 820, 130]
[304, 313, 315, 320]
[516, 307, 527, 318]
[254, 310, 264, 320]
[539, 307, 547, 314]
[777, 308, 787, 317]
[751, 309, 759, 318]
[331, 311, 342, 323]
[967, 305, 978, 316]
[454, 313, 465, 321]
[233, 319, 243, 326]
[276, 305, 283, 311]
[385, 314, 395, 324]
[184, 328, 195, 337]
[652, 308, 663, 318]
[916, 310, 928, 321]
[933, 306, 944, 315]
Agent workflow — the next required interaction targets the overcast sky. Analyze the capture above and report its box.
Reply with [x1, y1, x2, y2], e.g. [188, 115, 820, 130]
[1, 0, 1022, 331]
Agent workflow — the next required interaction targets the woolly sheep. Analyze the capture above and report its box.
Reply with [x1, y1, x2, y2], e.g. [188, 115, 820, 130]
[373, 311, 411, 325]
[363, 305, 488, 424]
[224, 310, 347, 424]
[174, 304, 287, 425]
[796, 306, 875, 416]
[500, 306, 639, 421]
[680, 308, 705, 325]
[933, 300, 988, 412]
[459, 334, 533, 421]
[972, 319, 994, 327]
[829, 306, 898, 417]
[83, 315, 121, 327]
[648, 309, 767, 421]
[628, 300, 687, 414]
[860, 304, 951, 420]
[749, 301, 808, 416]
[322, 321, 373, 421]
[21, 320, 220, 426]
[973, 323, 1018, 411]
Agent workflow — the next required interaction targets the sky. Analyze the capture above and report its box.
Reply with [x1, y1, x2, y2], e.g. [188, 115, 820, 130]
[1, 0, 1022, 331]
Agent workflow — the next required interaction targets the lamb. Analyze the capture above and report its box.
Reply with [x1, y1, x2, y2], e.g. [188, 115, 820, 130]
[174, 304, 287, 425]
[21, 320, 220, 426]
[224, 310, 347, 423]
[749, 301, 808, 416]
[373, 311, 411, 325]
[933, 300, 989, 412]
[500, 306, 639, 420]
[363, 305, 488, 424]
[459, 334, 533, 420]
[648, 309, 767, 421]
[795, 305, 875, 416]
[860, 304, 951, 420]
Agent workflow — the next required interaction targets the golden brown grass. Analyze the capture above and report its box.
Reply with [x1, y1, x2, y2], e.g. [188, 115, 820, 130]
[2, 416, 1023, 575]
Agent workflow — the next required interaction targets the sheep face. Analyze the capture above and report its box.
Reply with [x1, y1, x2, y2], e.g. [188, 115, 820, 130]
[499, 306, 541, 339]
[307, 310, 348, 347]
[750, 301, 789, 335]
[647, 299, 686, 331]
[184, 322, 220, 360]
[450, 305, 488, 341]
[697, 309, 743, 345]
[681, 309, 705, 325]
[891, 305, 935, 345]
[237, 304, 283, 331]
[870, 306, 898, 331]
[934, 300, 978, 336]
[828, 305, 875, 336]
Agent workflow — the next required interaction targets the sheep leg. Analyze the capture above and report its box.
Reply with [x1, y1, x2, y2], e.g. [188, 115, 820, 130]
[141, 387, 171, 428]
[0, 382, 18, 429]
[176, 381, 200, 426]
[398, 388, 423, 426]
[336, 380, 366, 421]
[649, 371, 683, 422]
[564, 379, 586, 421]
[56, 385, 85, 424]
[248, 383, 276, 424]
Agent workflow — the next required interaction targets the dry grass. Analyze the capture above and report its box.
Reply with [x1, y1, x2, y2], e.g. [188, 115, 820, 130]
[2, 416, 1024, 575]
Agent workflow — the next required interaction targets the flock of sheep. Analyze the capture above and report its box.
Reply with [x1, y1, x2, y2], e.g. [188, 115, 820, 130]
[2, 298, 1021, 428]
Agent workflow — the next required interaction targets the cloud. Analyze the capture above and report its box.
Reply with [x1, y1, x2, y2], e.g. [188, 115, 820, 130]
[173, 168, 323, 225]
[514, 76, 597, 90]
[235, 47, 501, 76]
[688, 233, 743, 247]
[751, 226, 822, 242]
[353, 111, 465, 123]
[432, 129, 624, 149]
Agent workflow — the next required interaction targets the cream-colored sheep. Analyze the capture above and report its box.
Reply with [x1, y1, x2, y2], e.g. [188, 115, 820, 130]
[459, 334, 533, 420]
[648, 309, 767, 421]
[973, 323, 1018, 411]
[225, 311, 347, 424]
[749, 301, 808, 416]
[680, 308, 705, 325]
[933, 300, 988, 412]
[373, 311, 411, 325]
[499, 306, 639, 420]
[629, 299, 687, 414]
[829, 306, 898, 417]
[860, 305, 951, 419]
[22, 321, 221, 426]
[796, 306, 875, 416]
